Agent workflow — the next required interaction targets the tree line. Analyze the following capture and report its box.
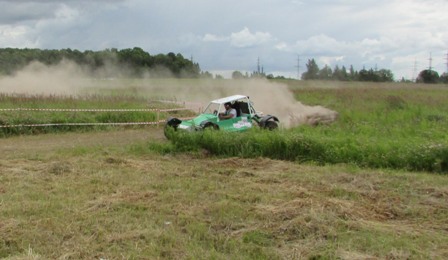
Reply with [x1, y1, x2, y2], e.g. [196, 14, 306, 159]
[0, 47, 202, 78]
[2, 48, 447, 83]
[301, 58, 394, 82]
[300, 58, 448, 84]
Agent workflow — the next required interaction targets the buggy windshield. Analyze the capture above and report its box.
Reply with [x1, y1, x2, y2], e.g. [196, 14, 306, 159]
[203, 102, 222, 115]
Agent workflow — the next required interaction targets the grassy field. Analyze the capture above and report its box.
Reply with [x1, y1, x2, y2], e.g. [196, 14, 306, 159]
[287, 81, 447, 173]
[0, 79, 447, 259]
[166, 80, 447, 173]
[1, 130, 447, 259]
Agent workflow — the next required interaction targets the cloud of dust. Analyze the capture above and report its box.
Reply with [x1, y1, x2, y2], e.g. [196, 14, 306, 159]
[0, 59, 188, 96]
[240, 80, 339, 128]
[137, 79, 339, 128]
[0, 60, 338, 128]
[0, 60, 90, 96]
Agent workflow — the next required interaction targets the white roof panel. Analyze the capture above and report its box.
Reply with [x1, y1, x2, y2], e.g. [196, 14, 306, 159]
[210, 95, 248, 104]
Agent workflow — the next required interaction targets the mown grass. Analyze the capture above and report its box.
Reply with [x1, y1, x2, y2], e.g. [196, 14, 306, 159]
[1, 137, 447, 259]
[166, 82, 448, 173]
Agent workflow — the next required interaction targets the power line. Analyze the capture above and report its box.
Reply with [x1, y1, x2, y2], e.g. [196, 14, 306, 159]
[295, 55, 301, 80]
[255, 57, 264, 75]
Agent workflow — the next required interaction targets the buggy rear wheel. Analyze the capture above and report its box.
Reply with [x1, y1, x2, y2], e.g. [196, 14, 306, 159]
[164, 117, 182, 139]
[264, 120, 278, 130]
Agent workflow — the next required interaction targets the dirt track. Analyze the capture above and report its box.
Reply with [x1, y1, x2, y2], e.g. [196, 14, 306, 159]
[0, 128, 164, 158]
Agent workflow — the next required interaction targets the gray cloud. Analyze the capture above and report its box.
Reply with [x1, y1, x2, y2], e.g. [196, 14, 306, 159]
[0, 0, 447, 79]
[0, 2, 56, 24]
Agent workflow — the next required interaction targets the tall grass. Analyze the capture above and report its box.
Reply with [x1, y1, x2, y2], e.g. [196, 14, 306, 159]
[0, 93, 193, 136]
[167, 129, 447, 173]
[167, 83, 448, 173]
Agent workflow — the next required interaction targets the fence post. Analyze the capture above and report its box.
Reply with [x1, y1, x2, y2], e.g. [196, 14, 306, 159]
[156, 109, 160, 128]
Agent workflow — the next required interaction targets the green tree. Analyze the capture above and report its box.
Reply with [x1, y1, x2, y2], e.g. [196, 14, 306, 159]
[318, 65, 332, 80]
[200, 71, 213, 78]
[376, 69, 394, 82]
[417, 70, 440, 84]
[302, 59, 319, 80]
[232, 71, 245, 79]
[118, 47, 152, 68]
[332, 65, 349, 81]
[349, 65, 357, 81]
[440, 73, 448, 84]
[358, 68, 370, 81]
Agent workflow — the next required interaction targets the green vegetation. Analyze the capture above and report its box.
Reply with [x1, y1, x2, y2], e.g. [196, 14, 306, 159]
[167, 82, 448, 173]
[0, 93, 194, 136]
[1, 81, 447, 172]
[289, 83, 448, 172]
[417, 69, 445, 84]
[1, 131, 447, 259]
[301, 58, 395, 82]
[1, 80, 448, 259]
[0, 47, 201, 78]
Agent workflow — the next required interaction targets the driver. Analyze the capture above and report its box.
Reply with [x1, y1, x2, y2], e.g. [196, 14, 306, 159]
[219, 102, 237, 120]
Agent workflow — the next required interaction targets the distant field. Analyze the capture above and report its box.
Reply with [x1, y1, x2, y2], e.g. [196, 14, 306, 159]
[0, 79, 447, 259]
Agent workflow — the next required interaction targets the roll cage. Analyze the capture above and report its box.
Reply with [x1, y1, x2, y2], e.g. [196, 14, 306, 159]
[202, 95, 257, 120]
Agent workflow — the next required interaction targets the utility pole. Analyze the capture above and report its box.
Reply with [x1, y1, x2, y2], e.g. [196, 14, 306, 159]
[445, 51, 448, 73]
[428, 52, 433, 71]
[295, 55, 301, 80]
[412, 58, 418, 82]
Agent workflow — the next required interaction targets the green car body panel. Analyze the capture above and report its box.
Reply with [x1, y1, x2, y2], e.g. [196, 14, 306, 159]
[165, 95, 279, 137]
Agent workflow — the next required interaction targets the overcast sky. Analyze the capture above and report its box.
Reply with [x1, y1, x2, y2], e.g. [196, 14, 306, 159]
[1, 0, 447, 79]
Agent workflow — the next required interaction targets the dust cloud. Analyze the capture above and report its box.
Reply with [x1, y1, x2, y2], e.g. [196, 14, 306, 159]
[0, 60, 88, 95]
[0, 61, 338, 128]
[137, 79, 339, 128]
[243, 80, 339, 128]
